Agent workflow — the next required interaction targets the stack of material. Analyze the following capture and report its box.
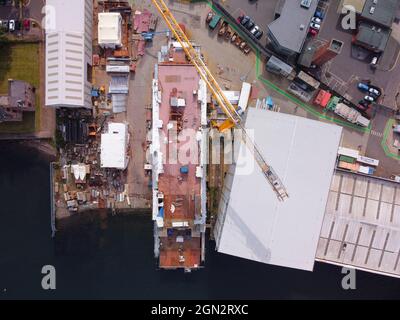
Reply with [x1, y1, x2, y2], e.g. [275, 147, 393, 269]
[133, 9, 152, 56]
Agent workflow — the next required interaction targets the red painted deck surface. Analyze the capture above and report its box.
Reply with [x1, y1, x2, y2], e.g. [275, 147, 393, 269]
[159, 234, 201, 269]
[157, 63, 201, 225]
[134, 9, 151, 33]
[157, 58, 202, 269]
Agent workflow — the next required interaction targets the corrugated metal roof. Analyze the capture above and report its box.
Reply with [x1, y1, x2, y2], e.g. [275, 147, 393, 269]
[45, 0, 93, 108]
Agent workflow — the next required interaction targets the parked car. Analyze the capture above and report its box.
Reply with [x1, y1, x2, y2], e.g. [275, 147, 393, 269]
[358, 99, 370, 108]
[240, 15, 250, 27]
[314, 9, 325, 19]
[250, 25, 258, 34]
[368, 87, 380, 97]
[311, 17, 322, 24]
[355, 103, 369, 113]
[370, 56, 378, 67]
[2, 20, 9, 32]
[254, 29, 263, 39]
[357, 82, 369, 92]
[309, 28, 318, 36]
[310, 22, 321, 30]
[245, 19, 255, 30]
[23, 19, 30, 31]
[364, 95, 375, 102]
[9, 19, 15, 32]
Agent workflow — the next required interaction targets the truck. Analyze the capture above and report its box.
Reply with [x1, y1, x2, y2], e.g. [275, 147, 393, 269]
[218, 21, 228, 36]
[314, 89, 332, 108]
[334, 103, 370, 127]
[208, 14, 221, 30]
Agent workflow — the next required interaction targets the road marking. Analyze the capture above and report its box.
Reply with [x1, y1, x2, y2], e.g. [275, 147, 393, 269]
[371, 130, 383, 137]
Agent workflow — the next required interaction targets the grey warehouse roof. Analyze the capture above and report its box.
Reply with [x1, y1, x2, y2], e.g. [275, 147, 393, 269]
[214, 108, 342, 271]
[268, 0, 318, 54]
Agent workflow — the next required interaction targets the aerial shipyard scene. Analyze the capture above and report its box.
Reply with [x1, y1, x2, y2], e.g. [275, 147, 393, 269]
[1, 0, 400, 302]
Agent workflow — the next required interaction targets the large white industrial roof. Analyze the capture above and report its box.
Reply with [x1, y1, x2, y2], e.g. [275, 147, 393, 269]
[215, 108, 342, 271]
[98, 12, 122, 46]
[45, 0, 86, 33]
[45, 0, 92, 108]
[101, 123, 129, 170]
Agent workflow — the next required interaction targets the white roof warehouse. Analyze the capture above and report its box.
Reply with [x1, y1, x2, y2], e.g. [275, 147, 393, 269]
[45, 0, 93, 109]
[214, 108, 342, 271]
[101, 123, 130, 170]
[98, 12, 122, 48]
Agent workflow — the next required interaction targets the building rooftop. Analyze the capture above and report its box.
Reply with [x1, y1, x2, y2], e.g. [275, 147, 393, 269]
[45, 0, 92, 108]
[100, 122, 129, 170]
[0, 80, 35, 122]
[268, 0, 318, 54]
[298, 41, 318, 68]
[356, 21, 391, 52]
[317, 171, 400, 278]
[214, 108, 342, 271]
[361, 0, 399, 28]
[98, 12, 122, 47]
[337, 0, 367, 14]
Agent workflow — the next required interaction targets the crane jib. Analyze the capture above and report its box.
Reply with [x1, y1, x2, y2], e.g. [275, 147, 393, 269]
[150, 0, 289, 201]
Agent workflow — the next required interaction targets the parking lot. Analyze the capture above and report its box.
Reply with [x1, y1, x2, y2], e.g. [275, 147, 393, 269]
[316, 0, 400, 110]
[0, 0, 43, 37]
[220, 0, 280, 45]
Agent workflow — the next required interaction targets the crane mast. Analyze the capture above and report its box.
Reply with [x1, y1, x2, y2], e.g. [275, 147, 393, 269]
[150, 0, 289, 201]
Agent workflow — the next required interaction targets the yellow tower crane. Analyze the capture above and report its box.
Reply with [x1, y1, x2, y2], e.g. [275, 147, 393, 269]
[150, 0, 289, 201]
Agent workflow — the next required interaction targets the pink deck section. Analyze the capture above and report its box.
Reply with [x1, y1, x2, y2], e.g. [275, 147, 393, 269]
[134, 10, 152, 33]
[134, 10, 152, 56]
[157, 63, 201, 225]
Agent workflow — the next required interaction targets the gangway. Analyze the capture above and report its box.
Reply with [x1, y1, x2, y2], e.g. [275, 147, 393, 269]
[150, 0, 289, 201]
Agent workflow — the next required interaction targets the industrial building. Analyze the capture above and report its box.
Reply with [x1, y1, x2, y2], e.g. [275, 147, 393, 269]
[0, 80, 35, 122]
[337, 0, 367, 14]
[214, 108, 343, 271]
[98, 12, 123, 48]
[355, 21, 392, 53]
[151, 42, 208, 272]
[45, 0, 93, 109]
[338, 0, 400, 53]
[267, 0, 319, 57]
[360, 0, 399, 28]
[100, 122, 130, 170]
[317, 171, 400, 278]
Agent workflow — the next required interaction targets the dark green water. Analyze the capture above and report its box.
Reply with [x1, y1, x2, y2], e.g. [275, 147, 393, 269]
[1, 142, 400, 299]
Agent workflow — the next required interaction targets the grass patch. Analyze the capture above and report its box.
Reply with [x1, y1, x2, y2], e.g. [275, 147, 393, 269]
[0, 42, 40, 134]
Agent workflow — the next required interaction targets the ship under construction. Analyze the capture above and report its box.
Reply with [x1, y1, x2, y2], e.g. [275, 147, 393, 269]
[150, 41, 208, 272]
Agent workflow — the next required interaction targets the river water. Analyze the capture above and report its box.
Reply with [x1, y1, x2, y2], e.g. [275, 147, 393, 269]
[0, 142, 399, 299]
